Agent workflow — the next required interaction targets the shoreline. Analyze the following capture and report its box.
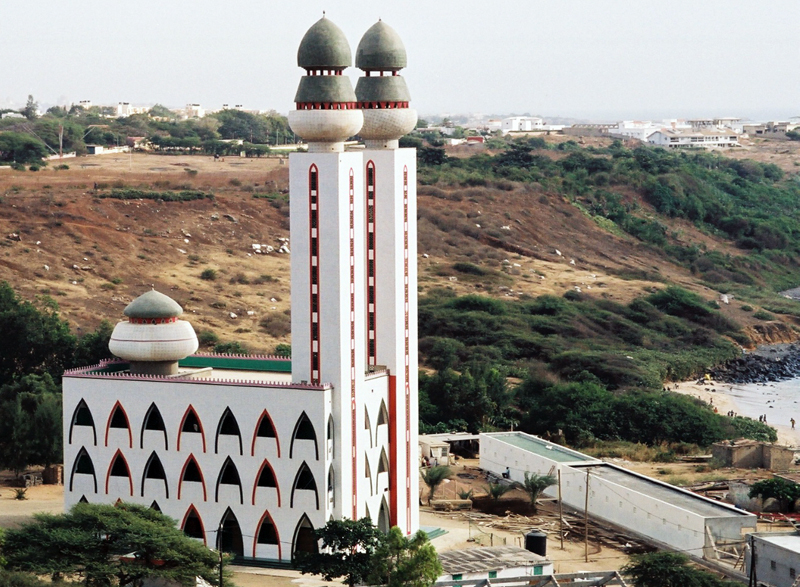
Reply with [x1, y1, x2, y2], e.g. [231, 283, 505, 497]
[672, 379, 800, 447]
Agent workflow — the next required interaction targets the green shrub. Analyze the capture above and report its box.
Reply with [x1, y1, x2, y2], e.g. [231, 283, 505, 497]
[753, 310, 774, 320]
[200, 269, 217, 281]
[197, 330, 219, 346]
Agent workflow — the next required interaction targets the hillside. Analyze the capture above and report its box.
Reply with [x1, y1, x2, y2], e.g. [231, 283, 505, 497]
[0, 139, 798, 357]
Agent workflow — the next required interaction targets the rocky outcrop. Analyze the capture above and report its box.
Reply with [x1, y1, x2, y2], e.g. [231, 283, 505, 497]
[743, 322, 797, 346]
[710, 344, 800, 384]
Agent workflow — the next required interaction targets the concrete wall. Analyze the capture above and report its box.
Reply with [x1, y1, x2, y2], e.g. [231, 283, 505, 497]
[746, 534, 800, 587]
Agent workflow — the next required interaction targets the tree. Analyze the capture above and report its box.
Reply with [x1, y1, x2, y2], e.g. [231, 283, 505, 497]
[484, 481, 514, 501]
[368, 528, 442, 587]
[0, 283, 76, 385]
[21, 95, 38, 120]
[748, 477, 800, 511]
[521, 472, 557, 512]
[0, 374, 62, 473]
[420, 465, 452, 504]
[622, 551, 739, 587]
[3, 502, 220, 586]
[0, 132, 49, 165]
[296, 518, 383, 587]
[418, 146, 447, 166]
[0, 569, 49, 587]
[72, 320, 114, 368]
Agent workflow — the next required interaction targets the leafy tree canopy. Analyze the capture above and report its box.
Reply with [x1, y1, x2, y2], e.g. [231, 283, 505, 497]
[3, 502, 220, 587]
[622, 551, 739, 587]
[0, 132, 49, 165]
[368, 527, 442, 587]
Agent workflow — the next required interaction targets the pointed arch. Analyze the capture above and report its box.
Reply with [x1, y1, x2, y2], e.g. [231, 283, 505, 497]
[140, 403, 168, 450]
[364, 406, 373, 448]
[177, 405, 206, 452]
[178, 454, 207, 501]
[290, 411, 318, 460]
[105, 449, 133, 496]
[215, 457, 243, 504]
[150, 500, 161, 512]
[181, 505, 206, 545]
[365, 455, 373, 495]
[104, 401, 132, 448]
[78, 494, 89, 503]
[326, 414, 334, 458]
[253, 510, 281, 559]
[377, 399, 389, 426]
[69, 399, 97, 445]
[216, 507, 244, 557]
[291, 461, 319, 509]
[215, 407, 243, 455]
[252, 459, 281, 506]
[378, 497, 390, 533]
[377, 448, 390, 493]
[292, 514, 317, 561]
[70, 446, 97, 493]
[327, 464, 335, 508]
[141, 452, 169, 498]
[251, 409, 280, 457]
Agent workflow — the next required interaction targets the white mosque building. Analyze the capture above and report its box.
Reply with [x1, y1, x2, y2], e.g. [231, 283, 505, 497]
[62, 16, 419, 563]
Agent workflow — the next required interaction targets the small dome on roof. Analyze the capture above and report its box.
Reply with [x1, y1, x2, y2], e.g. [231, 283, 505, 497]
[298, 17, 352, 69]
[356, 21, 407, 71]
[123, 290, 183, 319]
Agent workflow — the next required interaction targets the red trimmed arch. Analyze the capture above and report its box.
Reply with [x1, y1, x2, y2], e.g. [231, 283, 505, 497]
[252, 459, 281, 506]
[177, 454, 207, 501]
[177, 405, 206, 452]
[104, 449, 133, 496]
[253, 509, 282, 559]
[181, 504, 207, 546]
[250, 409, 281, 457]
[104, 400, 132, 448]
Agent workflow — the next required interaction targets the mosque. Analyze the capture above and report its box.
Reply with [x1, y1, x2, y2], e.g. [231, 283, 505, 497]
[62, 16, 419, 563]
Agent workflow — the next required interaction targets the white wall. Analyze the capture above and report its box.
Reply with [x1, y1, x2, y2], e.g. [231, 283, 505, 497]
[748, 535, 800, 587]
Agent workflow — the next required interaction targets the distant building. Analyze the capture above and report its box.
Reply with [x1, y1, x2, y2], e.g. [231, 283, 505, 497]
[1, 112, 25, 119]
[78, 100, 93, 109]
[647, 129, 740, 149]
[116, 102, 148, 117]
[688, 117, 741, 131]
[745, 533, 800, 587]
[743, 121, 800, 137]
[184, 104, 205, 119]
[437, 546, 553, 583]
[501, 117, 543, 134]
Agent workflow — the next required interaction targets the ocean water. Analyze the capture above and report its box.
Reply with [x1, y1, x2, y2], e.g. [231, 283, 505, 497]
[726, 378, 800, 427]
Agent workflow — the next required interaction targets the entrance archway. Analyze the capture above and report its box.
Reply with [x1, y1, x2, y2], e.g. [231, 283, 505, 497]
[217, 508, 244, 557]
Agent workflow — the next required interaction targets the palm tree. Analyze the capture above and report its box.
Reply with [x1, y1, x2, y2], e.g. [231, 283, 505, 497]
[421, 465, 452, 504]
[521, 472, 557, 512]
[485, 482, 514, 501]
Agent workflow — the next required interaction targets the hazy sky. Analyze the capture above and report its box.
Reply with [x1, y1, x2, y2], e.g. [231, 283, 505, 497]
[1, 1, 797, 121]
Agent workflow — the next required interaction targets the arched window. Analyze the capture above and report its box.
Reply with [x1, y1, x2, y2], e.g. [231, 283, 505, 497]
[376, 400, 389, 445]
[291, 462, 319, 509]
[327, 464, 335, 507]
[69, 399, 97, 445]
[292, 514, 317, 561]
[141, 452, 169, 498]
[327, 415, 334, 458]
[78, 495, 89, 503]
[105, 449, 133, 496]
[178, 455, 207, 501]
[177, 406, 206, 452]
[217, 508, 244, 557]
[70, 447, 97, 493]
[252, 459, 281, 506]
[377, 448, 390, 494]
[365, 456, 373, 496]
[254, 510, 281, 559]
[150, 501, 161, 512]
[364, 407, 373, 448]
[251, 409, 280, 457]
[290, 412, 318, 460]
[378, 497, 390, 533]
[215, 408, 243, 455]
[141, 403, 168, 450]
[181, 505, 206, 544]
[105, 401, 132, 448]
[215, 457, 243, 504]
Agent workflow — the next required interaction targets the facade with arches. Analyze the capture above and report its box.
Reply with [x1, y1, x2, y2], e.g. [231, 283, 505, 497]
[63, 15, 418, 564]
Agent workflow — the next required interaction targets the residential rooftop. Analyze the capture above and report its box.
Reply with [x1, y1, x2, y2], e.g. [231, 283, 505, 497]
[485, 432, 598, 464]
[438, 546, 548, 575]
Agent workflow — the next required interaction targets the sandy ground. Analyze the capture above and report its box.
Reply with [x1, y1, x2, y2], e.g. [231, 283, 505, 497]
[0, 483, 63, 528]
[672, 380, 800, 447]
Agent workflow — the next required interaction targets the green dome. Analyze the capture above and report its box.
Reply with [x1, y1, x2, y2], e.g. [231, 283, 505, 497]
[124, 290, 183, 319]
[355, 76, 411, 102]
[295, 76, 357, 103]
[298, 17, 352, 69]
[356, 21, 407, 71]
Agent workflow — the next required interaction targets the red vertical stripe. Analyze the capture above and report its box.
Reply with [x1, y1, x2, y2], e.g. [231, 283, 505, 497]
[388, 375, 399, 527]
[403, 166, 411, 532]
[349, 169, 358, 519]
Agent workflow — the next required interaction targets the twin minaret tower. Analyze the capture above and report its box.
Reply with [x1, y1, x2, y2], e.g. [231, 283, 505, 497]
[288, 17, 419, 532]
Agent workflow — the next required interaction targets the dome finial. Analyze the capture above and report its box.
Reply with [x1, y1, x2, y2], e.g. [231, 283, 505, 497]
[323, 10, 325, 16]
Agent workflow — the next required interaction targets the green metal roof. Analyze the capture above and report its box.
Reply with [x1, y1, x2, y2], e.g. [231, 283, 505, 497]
[355, 76, 411, 102]
[297, 17, 352, 69]
[356, 21, 407, 70]
[123, 290, 183, 319]
[179, 355, 292, 373]
[295, 75, 357, 103]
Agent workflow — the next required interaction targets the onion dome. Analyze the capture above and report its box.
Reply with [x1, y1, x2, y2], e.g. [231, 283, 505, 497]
[355, 20, 407, 71]
[109, 290, 199, 376]
[298, 17, 352, 69]
[355, 20, 417, 148]
[289, 15, 363, 152]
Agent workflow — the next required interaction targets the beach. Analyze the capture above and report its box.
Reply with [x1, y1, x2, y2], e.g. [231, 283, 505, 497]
[673, 378, 800, 447]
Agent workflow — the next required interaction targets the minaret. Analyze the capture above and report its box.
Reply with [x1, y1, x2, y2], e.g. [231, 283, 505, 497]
[287, 17, 365, 521]
[355, 21, 419, 533]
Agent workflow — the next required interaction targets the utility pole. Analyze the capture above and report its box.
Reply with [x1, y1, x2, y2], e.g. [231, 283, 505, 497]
[584, 469, 590, 563]
[58, 124, 63, 158]
[218, 521, 224, 587]
[558, 469, 564, 550]
[748, 535, 756, 587]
